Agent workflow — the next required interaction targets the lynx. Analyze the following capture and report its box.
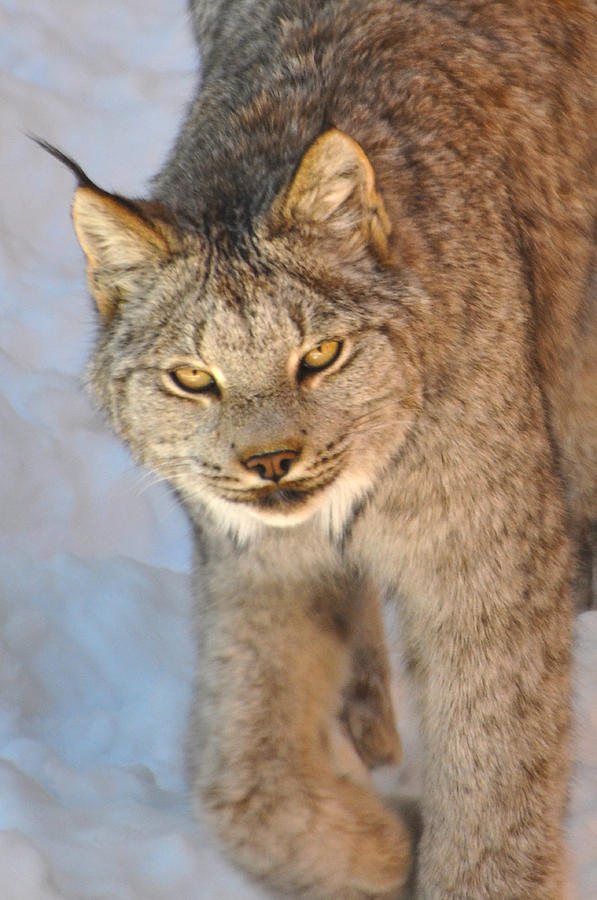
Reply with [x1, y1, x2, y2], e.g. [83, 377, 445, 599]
[42, 0, 597, 896]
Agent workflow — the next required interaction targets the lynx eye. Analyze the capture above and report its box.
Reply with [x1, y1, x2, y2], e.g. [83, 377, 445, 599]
[301, 340, 343, 373]
[169, 366, 217, 394]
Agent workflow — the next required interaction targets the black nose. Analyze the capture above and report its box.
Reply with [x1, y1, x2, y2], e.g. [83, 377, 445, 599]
[242, 449, 298, 482]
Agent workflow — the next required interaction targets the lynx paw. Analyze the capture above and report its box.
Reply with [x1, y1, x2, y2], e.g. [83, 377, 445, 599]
[200, 773, 412, 899]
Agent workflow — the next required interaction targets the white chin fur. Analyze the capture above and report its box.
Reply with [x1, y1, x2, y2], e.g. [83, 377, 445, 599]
[193, 471, 372, 544]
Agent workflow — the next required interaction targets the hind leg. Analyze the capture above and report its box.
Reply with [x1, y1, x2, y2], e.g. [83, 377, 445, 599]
[339, 583, 402, 771]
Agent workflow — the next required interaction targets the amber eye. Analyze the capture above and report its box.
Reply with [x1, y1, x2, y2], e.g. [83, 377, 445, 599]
[169, 366, 217, 394]
[301, 340, 343, 373]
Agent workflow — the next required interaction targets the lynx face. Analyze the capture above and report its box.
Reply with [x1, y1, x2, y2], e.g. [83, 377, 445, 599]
[54, 129, 423, 542]
[90, 234, 421, 541]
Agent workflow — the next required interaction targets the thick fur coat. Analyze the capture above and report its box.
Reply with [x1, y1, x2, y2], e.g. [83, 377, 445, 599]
[47, 1, 597, 896]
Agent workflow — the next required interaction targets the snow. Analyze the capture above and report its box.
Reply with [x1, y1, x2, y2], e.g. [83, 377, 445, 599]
[1, 0, 596, 896]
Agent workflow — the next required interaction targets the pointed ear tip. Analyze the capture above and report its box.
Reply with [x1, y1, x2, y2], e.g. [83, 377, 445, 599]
[72, 185, 123, 223]
[331, 126, 370, 150]
[73, 183, 103, 200]
[71, 185, 96, 225]
[314, 127, 359, 156]
[310, 130, 376, 187]
[320, 126, 346, 143]
[72, 183, 95, 207]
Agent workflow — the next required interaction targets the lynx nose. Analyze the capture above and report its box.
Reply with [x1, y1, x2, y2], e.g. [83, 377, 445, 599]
[243, 449, 298, 483]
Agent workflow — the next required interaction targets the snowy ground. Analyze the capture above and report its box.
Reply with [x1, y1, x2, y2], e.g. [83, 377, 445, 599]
[1, 1, 596, 897]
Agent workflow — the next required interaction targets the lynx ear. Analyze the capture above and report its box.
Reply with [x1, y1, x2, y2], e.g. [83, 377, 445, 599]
[277, 128, 391, 261]
[72, 186, 171, 319]
[31, 138, 174, 319]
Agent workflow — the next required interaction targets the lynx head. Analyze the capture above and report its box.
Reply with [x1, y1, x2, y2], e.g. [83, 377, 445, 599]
[49, 130, 423, 542]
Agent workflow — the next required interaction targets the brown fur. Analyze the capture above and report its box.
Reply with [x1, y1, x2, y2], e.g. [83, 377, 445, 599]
[45, 0, 597, 896]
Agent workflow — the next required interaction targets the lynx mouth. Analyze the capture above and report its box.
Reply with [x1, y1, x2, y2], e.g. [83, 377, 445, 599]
[221, 479, 329, 519]
[208, 467, 342, 521]
[252, 487, 313, 510]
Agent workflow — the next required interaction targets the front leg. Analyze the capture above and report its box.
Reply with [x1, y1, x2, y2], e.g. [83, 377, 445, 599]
[351, 398, 574, 898]
[188, 526, 412, 899]
[393, 459, 570, 897]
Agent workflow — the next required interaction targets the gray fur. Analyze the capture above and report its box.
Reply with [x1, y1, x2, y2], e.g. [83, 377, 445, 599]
[56, 0, 597, 896]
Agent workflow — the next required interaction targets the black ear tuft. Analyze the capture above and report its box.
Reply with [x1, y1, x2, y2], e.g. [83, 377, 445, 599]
[29, 135, 97, 190]
[31, 133, 177, 321]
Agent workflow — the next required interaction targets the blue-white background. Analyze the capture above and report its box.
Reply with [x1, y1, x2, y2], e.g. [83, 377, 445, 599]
[1, 1, 596, 896]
